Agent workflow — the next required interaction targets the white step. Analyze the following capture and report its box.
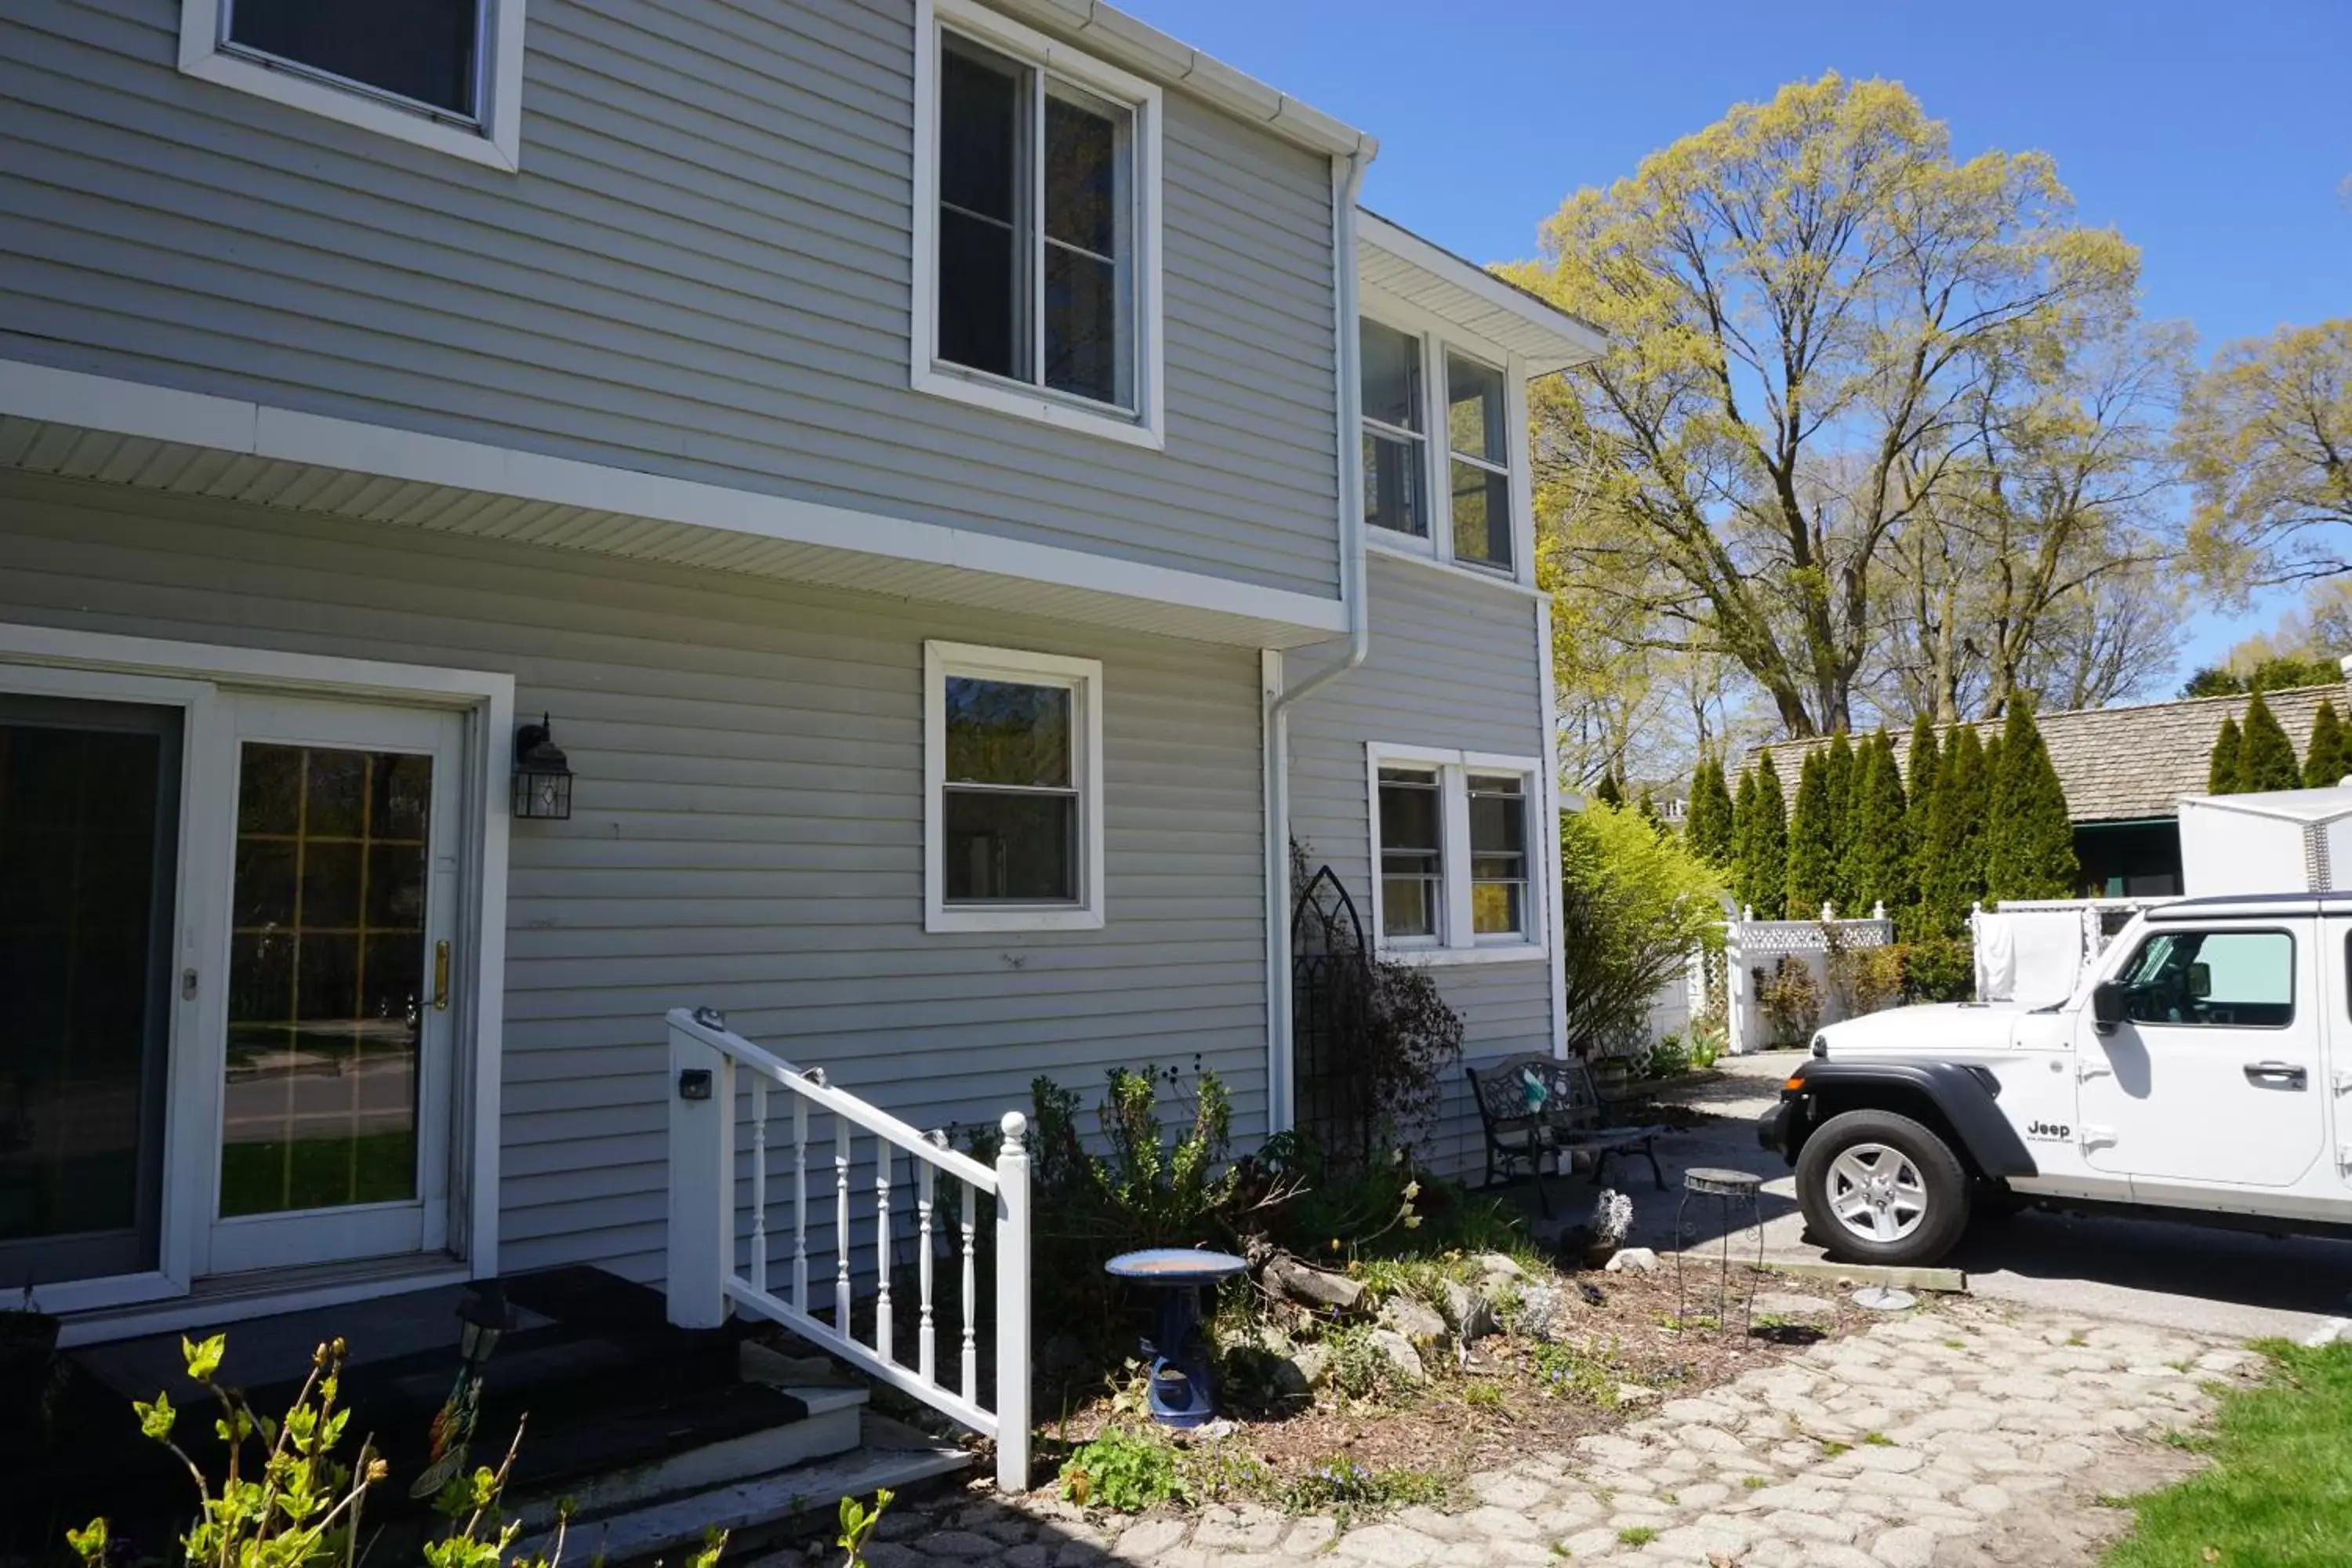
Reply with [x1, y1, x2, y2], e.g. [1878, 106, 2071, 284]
[521, 1418, 972, 1564]
[511, 1385, 868, 1528]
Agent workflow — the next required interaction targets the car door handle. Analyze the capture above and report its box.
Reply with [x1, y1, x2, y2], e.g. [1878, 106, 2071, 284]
[2244, 1061, 2308, 1089]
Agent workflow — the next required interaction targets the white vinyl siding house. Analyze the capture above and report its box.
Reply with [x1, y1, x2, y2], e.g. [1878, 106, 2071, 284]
[0, 0, 1594, 1339]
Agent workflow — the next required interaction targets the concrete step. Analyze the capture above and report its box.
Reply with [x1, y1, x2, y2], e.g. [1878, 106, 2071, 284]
[523, 1414, 973, 1566]
[509, 1385, 868, 1527]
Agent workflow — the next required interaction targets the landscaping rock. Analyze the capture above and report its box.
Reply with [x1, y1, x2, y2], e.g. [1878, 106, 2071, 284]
[1505, 1283, 1561, 1338]
[1602, 1246, 1660, 1275]
[1474, 1251, 1525, 1280]
[1287, 1341, 1330, 1388]
[1262, 1254, 1365, 1312]
[1367, 1327, 1427, 1385]
[1379, 1296, 1448, 1344]
[1442, 1279, 1498, 1341]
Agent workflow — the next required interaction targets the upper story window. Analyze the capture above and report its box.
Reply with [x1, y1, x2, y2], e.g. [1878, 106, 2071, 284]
[914, 0, 1165, 450]
[177, 0, 527, 171]
[1368, 745, 1546, 962]
[924, 641, 1105, 932]
[1359, 316, 1525, 579]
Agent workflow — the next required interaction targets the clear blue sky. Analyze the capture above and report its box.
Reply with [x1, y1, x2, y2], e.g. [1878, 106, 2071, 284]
[1125, 0, 2352, 674]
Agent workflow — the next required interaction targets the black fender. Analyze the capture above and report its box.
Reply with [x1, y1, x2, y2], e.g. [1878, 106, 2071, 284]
[1762, 1058, 2037, 1179]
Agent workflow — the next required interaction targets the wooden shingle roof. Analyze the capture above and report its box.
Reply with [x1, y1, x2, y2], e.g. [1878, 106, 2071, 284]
[1751, 684, 2350, 824]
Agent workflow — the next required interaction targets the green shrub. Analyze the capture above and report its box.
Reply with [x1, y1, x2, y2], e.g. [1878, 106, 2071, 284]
[1560, 800, 1726, 1054]
[1642, 1033, 1693, 1078]
[1058, 1425, 1192, 1512]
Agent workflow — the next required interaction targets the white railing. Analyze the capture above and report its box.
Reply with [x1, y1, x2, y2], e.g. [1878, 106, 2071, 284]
[663, 1007, 1030, 1491]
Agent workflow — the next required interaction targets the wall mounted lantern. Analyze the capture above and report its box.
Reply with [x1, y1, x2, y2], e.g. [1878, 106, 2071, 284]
[512, 713, 573, 820]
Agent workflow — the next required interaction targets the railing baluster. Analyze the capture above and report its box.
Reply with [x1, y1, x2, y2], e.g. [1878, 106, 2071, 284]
[835, 1112, 853, 1334]
[793, 1098, 809, 1312]
[960, 1180, 978, 1403]
[749, 1079, 768, 1295]
[917, 1139, 938, 1383]
[873, 1137, 894, 1363]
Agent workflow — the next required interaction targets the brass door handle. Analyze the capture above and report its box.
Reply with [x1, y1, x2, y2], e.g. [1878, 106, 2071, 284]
[434, 940, 451, 1011]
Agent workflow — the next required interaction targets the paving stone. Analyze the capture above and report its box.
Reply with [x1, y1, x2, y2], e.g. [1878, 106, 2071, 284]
[1467, 1469, 1550, 1510]
[1279, 1519, 1335, 1557]
[1109, 1520, 1189, 1562]
[920, 1530, 1009, 1559]
[1871, 1525, 1939, 1567]
[1328, 1523, 1444, 1566]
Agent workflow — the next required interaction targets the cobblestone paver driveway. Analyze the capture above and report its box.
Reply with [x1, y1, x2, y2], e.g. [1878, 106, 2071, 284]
[836, 1300, 2260, 1568]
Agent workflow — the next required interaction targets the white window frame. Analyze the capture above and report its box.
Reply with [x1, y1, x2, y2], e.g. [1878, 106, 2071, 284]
[1365, 742, 1547, 964]
[177, 0, 528, 172]
[1359, 296, 1537, 588]
[924, 641, 1106, 933]
[910, 0, 1167, 450]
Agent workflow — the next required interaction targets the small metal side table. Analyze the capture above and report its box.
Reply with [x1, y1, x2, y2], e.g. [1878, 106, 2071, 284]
[1104, 1248, 1250, 1428]
[1674, 1167, 1764, 1332]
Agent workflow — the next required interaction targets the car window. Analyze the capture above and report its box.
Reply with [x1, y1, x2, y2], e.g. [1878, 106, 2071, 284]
[2114, 929, 2294, 1028]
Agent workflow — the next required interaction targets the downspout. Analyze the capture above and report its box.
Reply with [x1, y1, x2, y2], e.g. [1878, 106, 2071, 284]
[1263, 142, 1374, 1133]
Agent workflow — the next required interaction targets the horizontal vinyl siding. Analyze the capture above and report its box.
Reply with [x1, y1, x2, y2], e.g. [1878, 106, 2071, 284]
[0, 470, 1271, 1283]
[1287, 557, 1553, 1181]
[0, 0, 1341, 598]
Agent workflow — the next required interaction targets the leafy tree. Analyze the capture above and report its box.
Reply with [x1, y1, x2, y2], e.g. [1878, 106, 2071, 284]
[1785, 751, 1841, 916]
[1519, 73, 2141, 736]
[1986, 699, 2078, 899]
[2177, 319, 2352, 586]
[1920, 725, 1991, 936]
[1684, 756, 1736, 866]
[2180, 655, 2344, 698]
[2237, 691, 2301, 793]
[1733, 757, 1788, 917]
[2308, 701, 2350, 789]
[2208, 715, 2243, 795]
[1842, 730, 1911, 914]
[1558, 800, 1727, 1056]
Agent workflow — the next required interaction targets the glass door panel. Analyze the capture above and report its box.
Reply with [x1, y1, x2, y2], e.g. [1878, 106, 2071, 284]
[220, 743, 432, 1218]
[0, 697, 180, 1287]
[205, 698, 462, 1277]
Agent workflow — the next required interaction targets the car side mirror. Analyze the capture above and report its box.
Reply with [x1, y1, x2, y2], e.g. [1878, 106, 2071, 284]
[2092, 982, 2127, 1033]
[2187, 962, 2212, 1000]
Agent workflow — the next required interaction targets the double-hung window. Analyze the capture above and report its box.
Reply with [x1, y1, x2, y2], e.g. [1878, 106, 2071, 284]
[1359, 316, 1524, 577]
[177, 0, 527, 169]
[1368, 746, 1545, 960]
[924, 642, 1105, 932]
[915, 0, 1164, 447]
[1361, 321, 1428, 540]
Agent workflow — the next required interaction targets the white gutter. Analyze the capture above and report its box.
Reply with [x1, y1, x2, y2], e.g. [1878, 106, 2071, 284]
[1261, 147, 1374, 1132]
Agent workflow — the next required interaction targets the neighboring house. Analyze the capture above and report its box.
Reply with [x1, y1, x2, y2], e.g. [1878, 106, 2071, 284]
[1755, 677, 2352, 898]
[0, 0, 1594, 1348]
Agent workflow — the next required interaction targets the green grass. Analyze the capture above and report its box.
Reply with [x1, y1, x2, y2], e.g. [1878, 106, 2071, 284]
[1616, 1526, 1657, 1546]
[1741, 1475, 1771, 1490]
[2105, 1341, 2352, 1568]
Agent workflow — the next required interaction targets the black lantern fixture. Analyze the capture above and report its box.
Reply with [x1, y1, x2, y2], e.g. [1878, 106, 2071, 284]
[456, 1280, 517, 1370]
[512, 713, 573, 820]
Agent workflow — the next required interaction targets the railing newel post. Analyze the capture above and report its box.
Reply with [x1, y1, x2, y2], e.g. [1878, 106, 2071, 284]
[993, 1110, 1031, 1494]
[665, 1012, 733, 1330]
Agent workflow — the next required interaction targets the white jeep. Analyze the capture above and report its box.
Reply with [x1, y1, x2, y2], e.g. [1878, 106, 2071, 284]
[1759, 892, 2352, 1266]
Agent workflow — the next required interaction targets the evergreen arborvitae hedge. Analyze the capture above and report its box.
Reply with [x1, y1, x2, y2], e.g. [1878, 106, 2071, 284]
[2208, 715, 2243, 794]
[1919, 724, 1990, 936]
[1822, 731, 1857, 910]
[1986, 699, 2078, 900]
[1840, 729, 1910, 914]
[1685, 756, 1736, 866]
[2237, 691, 2301, 793]
[2307, 701, 2350, 789]
[1734, 756, 1788, 917]
[1593, 771, 1625, 808]
[1902, 717, 1942, 939]
[1785, 750, 1840, 916]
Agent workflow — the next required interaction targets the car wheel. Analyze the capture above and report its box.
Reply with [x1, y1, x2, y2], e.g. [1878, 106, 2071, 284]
[1794, 1109, 1971, 1266]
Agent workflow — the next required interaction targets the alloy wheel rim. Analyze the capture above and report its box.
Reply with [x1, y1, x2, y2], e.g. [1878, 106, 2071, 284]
[1826, 1142, 1928, 1243]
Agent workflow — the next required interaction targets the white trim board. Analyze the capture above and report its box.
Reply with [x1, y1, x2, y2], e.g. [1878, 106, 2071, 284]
[0, 361, 1349, 648]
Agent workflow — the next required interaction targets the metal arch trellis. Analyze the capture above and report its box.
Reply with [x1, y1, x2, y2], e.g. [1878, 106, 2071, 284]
[1290, 864, 1377, 1170]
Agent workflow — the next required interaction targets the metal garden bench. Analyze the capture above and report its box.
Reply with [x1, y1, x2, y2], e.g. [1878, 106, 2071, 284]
[1466, 1053, 1670, 1213]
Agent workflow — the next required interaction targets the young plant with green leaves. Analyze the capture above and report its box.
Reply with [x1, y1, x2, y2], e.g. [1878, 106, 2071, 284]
[1558, 800, 1726, 1057]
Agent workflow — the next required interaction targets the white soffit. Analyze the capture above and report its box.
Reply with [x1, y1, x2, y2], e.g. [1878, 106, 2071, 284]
[0, 362, 1348, 650]
[1357, 210, 1605, 374]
